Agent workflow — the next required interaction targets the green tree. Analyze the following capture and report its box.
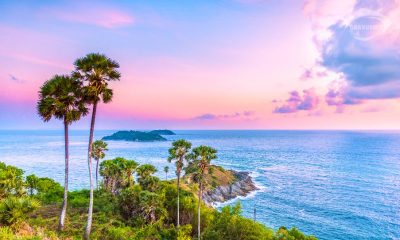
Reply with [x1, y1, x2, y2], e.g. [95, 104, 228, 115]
[37, 75, 88, 231]
[136, 164, 159, 191]
[0, 163, 25, 198]
[187, 145, 217, 240]
[73, 53, 120, 239]
[164, 166, 169, 181]
[25, 174, 39, 196]
[91, 140, 108, 189]
[124, 160, 138, 187]
[167, 139, 192, 227]
[100, 158, 138, 194]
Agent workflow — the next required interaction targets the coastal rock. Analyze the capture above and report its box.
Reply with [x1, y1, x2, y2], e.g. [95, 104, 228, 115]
[202, 171, 258, 206]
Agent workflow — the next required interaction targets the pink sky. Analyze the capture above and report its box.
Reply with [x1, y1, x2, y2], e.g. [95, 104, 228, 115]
[1, 0, 400, 129]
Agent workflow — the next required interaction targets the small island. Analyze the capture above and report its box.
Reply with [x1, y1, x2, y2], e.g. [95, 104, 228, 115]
[102, 130, 167, 142]
[148, 129, 176, 135]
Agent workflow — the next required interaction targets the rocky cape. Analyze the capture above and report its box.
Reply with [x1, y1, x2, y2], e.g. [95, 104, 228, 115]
[202, 171, 259, 206]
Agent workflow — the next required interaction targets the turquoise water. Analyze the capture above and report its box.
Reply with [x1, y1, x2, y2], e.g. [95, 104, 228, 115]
[0, 130, 399, 239]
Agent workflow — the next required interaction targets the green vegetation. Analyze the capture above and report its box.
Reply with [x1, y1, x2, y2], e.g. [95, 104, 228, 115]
[91, 140, 108, 189]
[0, 141, 317, 239]
[102, 130, 167, 142]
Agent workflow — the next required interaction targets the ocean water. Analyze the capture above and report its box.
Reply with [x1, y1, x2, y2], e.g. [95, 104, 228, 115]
[0, 130, 399, 240]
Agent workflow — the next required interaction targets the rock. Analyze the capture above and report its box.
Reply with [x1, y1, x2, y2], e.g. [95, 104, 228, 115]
[202, 171, 259, 206]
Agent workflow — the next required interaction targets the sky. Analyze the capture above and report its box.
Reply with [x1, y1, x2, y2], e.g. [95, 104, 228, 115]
[1, 0, 400, 130]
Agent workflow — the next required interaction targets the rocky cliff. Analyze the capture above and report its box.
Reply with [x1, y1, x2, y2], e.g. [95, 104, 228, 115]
[202, 171, 258, 206]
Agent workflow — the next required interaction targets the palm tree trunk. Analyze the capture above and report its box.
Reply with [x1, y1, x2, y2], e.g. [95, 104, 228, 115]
[58, 120, 69, 231]
[177, 172, 180, 227]
[95, 160, 99, 190]
[198, 182, 202, 240]
[84, 102, 97, 240]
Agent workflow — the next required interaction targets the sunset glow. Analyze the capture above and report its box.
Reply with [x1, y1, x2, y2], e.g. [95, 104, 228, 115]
[1, 0, 400, 129]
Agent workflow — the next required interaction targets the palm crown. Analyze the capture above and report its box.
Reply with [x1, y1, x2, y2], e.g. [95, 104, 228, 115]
[168, 139, 192, 174]
[91, 140, 108, 161]
[73, 53, 121, 104]
[187, 146, 217, 184]
[37, 75, 88, 124]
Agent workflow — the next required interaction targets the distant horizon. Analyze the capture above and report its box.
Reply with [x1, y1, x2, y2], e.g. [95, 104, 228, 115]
[2, 128, 400, 131]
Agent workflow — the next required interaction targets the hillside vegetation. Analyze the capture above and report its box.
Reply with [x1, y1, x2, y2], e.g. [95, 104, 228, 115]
[0, 160, 317, 240]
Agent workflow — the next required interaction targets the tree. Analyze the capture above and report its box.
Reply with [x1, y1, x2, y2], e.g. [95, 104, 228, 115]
[100, 158, 138, 194]
[187, 145, 217, 240]
[136, 164, 159, 191]
[164, 166, 169, 181]
[0, 163, 25, 198]
[91, 140, 108, 189]
[167, 139, 192, 227]
[73, 53, 120, 239]
[37, 75, 88, 231]
[26, 175, 39, 196]
[124, 160, 139, 187]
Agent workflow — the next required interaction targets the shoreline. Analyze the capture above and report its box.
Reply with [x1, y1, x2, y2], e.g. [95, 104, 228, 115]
[202, 170, 261, 207]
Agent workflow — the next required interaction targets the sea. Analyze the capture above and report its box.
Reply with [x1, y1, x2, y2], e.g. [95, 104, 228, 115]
[0, 130, 399, 240]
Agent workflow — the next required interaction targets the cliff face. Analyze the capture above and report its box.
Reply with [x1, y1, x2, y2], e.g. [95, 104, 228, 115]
[202, 171, 258, 206]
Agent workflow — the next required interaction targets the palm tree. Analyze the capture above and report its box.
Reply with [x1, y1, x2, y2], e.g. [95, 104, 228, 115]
[37, 75, 88, 231]
[91, 140, 108, 189]
[136, 164, 159, 191]
[73, 53, 120, 239]
[164, 166, 169, 180]
[167, 139, 192, 227]
[187, 145, 217, 240]
[124, 160, 138, 187]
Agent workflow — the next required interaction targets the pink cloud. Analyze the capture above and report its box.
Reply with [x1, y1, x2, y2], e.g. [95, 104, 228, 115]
[274, 89, 319, 114]
[193, 111, 256, 121]
[52, 7, 134, 28]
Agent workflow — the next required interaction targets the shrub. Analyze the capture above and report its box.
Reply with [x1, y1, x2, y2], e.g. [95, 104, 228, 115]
[202, 203, 274, 240]
[274, 227, 318, 240]
[0, 197, 40, 226]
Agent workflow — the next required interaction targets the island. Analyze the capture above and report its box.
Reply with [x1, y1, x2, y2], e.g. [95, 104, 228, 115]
[148, 129, 176, 135]
[102, 130, 167, 142]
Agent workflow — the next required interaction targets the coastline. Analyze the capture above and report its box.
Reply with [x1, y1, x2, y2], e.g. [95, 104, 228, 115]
[202, 170, 260, 207]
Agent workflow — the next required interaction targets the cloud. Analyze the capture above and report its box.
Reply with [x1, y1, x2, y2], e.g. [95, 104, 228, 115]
[8, 74, 24, 84]
[305, 0, 400, 102]
[193, 111, 255, 120]
[50, 6, 134, 28]
[274, 89, 319, 114]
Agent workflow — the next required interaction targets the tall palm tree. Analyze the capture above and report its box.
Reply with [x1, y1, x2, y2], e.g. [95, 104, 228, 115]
[37, 75, 88, 231]
[164, 166, 169, 180]
[73, 53, 120, 239]
[124, 160, 138, 187]
[167, 139, 192, 227]
[91, 140, 108, 189]
[187, 145, 217, 240]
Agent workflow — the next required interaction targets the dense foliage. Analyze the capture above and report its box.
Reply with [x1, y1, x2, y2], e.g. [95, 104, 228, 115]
[0, 160, 317, 239]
